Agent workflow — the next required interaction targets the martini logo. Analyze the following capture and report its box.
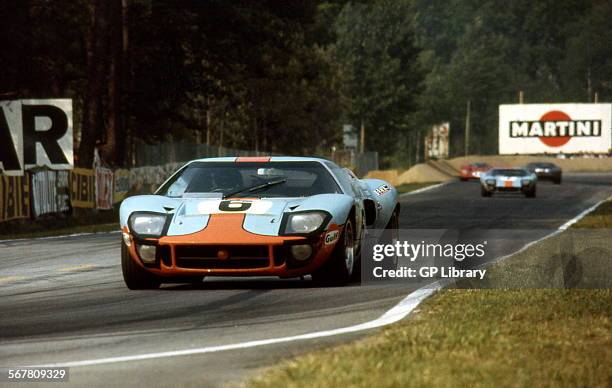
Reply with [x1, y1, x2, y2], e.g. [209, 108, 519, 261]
[510, 110, 602, 147]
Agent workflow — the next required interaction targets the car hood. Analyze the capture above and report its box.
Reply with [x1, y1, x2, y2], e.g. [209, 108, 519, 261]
[120, 194, 353, 237]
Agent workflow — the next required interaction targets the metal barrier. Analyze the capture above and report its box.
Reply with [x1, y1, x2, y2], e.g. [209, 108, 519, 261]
[331, 150, 379, 177]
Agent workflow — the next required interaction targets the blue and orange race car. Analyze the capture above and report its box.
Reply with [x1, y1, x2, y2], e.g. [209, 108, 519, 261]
[479, 168, 537, 198]
[119, 157, 399, 289]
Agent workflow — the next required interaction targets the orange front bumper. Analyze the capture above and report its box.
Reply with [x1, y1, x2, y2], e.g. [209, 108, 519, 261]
[124, 213, 342, 278]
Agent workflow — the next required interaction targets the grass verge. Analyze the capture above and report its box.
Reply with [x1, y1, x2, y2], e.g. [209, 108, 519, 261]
[247, 201, 612, 388]
[249, 289, 611, 388]
[572, 199, 612, 228]
[395, 182, 441, 194]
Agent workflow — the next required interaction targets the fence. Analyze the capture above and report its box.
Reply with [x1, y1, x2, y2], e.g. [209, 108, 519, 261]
[134, 141, 271, 167]
[330, 150, 379, 177]
[0, 145, 379, 224]
[136, 141, 379, 176]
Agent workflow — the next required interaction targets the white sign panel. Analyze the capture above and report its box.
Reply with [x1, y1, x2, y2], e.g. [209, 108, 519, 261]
[499, 103, 611, 154]
[425, 122, 449, 160]
[0, 99, 73, 175]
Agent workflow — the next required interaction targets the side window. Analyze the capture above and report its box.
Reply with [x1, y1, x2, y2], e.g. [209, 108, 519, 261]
[325, 162, 360, 197]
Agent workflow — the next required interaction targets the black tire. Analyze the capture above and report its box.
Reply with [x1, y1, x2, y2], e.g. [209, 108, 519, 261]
[460, 177, 467, 182]
[554, 176, 561, 185]
[312, 218, 357, 286]
[525, 186, 536, 198]
[481, 187, 492, 197]
[121, 241, 161, 290]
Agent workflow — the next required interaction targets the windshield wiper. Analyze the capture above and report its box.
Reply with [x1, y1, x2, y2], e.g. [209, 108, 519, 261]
[222, 179, 287, 199]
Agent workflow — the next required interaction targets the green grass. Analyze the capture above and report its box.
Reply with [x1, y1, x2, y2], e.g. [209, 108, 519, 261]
[572, 200, 612, 228]
[395, 182, 441, 194]
[247, 201, 612, 388]
[249, 289, 611, 388]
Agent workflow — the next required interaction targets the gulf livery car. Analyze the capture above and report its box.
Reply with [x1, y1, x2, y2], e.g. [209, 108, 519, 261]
[480, 168, 537, 198]
[120, 157, 399, 289]
[460, 162, 491, 181]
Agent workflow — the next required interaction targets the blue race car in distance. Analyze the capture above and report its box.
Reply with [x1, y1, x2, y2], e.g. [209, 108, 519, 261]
[119, 156, 399, 289]
[480, 168, 537, 198]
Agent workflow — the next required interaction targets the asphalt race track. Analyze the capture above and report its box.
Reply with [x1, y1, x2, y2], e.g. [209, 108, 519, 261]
[1, 173, 611, 387]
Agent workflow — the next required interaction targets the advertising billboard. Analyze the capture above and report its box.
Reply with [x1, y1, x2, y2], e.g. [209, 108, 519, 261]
[424, 122, 450, 160]
[499, 103, 611, 154]
[0, 99, 73, 175]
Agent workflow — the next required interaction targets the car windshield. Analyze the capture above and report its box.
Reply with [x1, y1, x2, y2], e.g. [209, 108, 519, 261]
[530, 163, 555, 168]
[156, 161, 342, 198]
[491, 169, 529, 177]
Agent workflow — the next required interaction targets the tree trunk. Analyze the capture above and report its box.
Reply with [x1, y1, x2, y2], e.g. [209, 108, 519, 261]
[101, 0, 124, 166]
[78, 0, 110, 168]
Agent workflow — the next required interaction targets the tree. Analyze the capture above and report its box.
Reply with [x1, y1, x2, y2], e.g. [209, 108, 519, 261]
[335, 0, 422, 166]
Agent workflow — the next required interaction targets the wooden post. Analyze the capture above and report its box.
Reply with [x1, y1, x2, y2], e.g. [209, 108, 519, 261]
[359, 120, 365, 153]
[464, 100, 471, 156]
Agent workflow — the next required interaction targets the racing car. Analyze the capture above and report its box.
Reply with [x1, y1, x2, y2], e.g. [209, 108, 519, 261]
[119, 156, 399, 289]
[460, 162, 491, 181]
[480, 168, 537, 198]
[525, 162, 562, 184]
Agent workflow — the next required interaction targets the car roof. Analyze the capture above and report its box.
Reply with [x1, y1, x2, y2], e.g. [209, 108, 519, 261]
[189, 156, 333, 163]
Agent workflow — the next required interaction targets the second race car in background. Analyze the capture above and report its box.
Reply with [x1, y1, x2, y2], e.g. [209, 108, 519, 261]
[525, 162, 562, 184]
[460, 162, 491, 181]
[480, 168, 537, 198]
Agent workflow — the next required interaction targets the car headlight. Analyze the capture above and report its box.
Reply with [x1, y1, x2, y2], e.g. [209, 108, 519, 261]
[129, 212, 167, 237]
[283, 211, 329, 235]
[521, 179, 531, 186]
[485, 179, 495, 185]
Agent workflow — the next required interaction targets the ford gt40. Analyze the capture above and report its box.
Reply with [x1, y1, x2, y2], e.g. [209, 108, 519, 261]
[119, 157, 399, 289]
[480, 168, 537, 198]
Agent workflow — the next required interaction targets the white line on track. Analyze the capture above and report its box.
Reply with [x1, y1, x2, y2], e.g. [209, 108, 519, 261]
[399, 181, 450, 198]
[35, 193, 612, 368]
[0, 230, 120, 244]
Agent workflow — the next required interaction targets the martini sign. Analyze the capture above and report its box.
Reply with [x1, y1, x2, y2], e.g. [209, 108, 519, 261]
[499, 104, 611, 154]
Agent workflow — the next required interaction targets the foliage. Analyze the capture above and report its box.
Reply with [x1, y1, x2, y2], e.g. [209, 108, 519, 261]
[0, 0, 609, 167]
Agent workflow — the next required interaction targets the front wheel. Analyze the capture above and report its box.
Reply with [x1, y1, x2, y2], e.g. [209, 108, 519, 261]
[312, 219, 357, 286]
[481, 187, 492, 197]
[121, 241, 161, 290]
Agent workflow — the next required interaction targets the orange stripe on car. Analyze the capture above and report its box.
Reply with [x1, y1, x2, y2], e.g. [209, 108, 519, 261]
[235, 156, 271, 163]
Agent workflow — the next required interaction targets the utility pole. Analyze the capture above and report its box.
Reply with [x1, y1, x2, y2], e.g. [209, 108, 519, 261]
[464, 100, 471, 156]
[518, 90, 524, 104]
[206, 95, 211, 145]
[359, 120, 365, 153]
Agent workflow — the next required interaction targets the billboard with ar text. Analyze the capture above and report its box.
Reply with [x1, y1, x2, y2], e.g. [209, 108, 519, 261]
[0, 99, 73, 175]
[499, 103, 611, 154]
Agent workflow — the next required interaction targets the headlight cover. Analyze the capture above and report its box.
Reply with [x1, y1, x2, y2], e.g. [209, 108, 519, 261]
[485, 179, 496, 186]
[129, 212, 168, 237]
[283, 211, 330, 235]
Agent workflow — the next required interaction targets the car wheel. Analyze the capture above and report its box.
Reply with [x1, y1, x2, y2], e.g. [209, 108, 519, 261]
[481, 187, 492, 197]
[312, 218, 357, 286]
[554, 177, 561, 184]
[121, 240, 161, 290]
[460, 177, 467, 182]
